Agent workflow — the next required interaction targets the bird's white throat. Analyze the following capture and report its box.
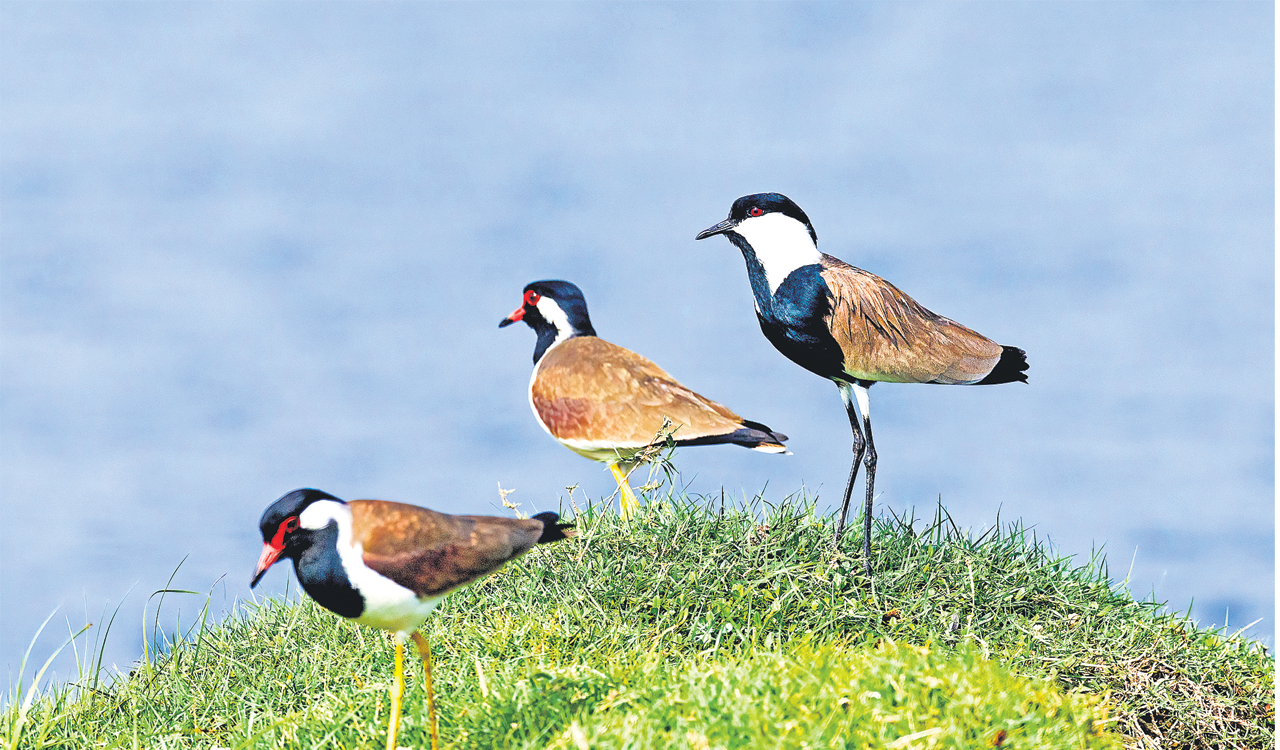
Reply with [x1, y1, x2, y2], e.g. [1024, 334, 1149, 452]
[734, 212, 822, 295]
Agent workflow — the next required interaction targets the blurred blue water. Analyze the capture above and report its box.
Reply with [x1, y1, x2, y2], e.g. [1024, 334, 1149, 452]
[1, 1, 1272, 690]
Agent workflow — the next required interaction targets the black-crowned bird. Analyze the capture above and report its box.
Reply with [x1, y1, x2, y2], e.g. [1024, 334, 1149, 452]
[251, 488, 574, 750]
[500, 279, 788, 518]
[696, 193, 1027, 574]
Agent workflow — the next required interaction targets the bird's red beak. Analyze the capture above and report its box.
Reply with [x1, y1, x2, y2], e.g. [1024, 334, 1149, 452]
[498, 304, 525, 328]
[251, 541, 283, 588]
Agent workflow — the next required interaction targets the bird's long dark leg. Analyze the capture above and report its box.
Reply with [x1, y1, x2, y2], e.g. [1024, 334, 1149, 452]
[851, 382, 877, 577]
[410, 631, 440, 750]
[833, 382, 867, 548]
[386, 636, 406, 750]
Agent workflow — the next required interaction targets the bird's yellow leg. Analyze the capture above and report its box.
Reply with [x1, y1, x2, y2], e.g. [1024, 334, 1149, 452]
[386, 638, 405, 750]
[410, 631, 440, 750]
[609, 463, 638, 520]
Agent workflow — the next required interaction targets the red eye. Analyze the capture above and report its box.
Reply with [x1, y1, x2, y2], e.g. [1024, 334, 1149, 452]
[283, 516, 299, 533]
[748, 207, 764, 217]
[524, 290, 541, 306]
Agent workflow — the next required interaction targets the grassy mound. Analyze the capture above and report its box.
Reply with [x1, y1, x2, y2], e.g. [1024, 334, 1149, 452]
[4, 493, 1272, 748]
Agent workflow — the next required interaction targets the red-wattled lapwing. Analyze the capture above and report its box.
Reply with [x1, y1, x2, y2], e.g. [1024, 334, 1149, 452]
[499, 280, 789, 519]
[250, 488, 574, 750]
[696, 193, 1028, 575]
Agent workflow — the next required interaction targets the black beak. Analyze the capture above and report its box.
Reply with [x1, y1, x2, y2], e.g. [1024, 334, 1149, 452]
[499, 304, 526, 328]
[695, 218, 737, 241]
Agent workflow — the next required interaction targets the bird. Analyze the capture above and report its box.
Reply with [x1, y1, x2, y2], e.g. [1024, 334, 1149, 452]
[696, 193, 1027, 575]
[499, 279, 789, 519]
[250, 488, 574, 750]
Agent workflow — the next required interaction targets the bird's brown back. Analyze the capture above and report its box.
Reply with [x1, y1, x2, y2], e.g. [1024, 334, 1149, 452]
[349, 499, 548, 598]
[531, 336, 753, 446]
[820, 255, 1003, 384]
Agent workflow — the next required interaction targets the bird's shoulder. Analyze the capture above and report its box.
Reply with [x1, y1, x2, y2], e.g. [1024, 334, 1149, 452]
[535, 335, 683, 394]
[819, 255, 907, 301]
[349, 500, 464, 557]
[815, 255, 937, 324]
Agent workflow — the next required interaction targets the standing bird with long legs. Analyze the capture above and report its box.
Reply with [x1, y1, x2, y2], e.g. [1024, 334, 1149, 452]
[696, 193, 1027, 575]
[500, 280, 789, 519]
[250, 488, 574, 750]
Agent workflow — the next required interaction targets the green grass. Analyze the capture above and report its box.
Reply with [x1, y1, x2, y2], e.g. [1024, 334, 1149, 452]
[455, 637, 1112, 749]
[3, 491, 1272, 749]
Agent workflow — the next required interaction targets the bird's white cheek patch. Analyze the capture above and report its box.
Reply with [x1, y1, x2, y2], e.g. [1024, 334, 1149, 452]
[299, 500, 350, 530]
[536, 297, 574, 346]
[734, 213, 821, 295]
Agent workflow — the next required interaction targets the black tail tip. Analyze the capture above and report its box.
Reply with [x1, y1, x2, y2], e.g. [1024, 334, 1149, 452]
[741, 419, 789, 445]
[977, 346, 1029, 385]
[532, 511, 576, 543]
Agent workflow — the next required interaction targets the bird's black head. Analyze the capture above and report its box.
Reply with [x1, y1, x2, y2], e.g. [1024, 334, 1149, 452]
[499, 279, 597, 364]
[251, 488, 345, 588]
[695, 192, 818, 245]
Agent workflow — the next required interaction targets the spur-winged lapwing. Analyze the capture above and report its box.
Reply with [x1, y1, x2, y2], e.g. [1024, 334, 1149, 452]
[697, 193, 1027, 574]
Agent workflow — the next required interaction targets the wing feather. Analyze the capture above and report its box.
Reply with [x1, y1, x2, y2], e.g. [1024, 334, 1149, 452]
[350, 500, 544, 598]
[820, 255, 1003, 384]
[531, 337, 761, 447]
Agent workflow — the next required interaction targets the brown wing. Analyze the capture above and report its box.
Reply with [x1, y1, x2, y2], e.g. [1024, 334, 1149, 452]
[349, 499, 546, 598]
[531, 336, 768, 447]
[820, 255, 1003, 384]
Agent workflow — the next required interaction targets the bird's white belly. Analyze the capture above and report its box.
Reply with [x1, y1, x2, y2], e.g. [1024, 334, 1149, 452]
[354, 589, 442, 635]
[559, 439, 647, 464]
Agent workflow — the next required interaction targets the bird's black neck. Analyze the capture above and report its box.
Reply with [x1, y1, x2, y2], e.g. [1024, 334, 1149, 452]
[532, 326, 580, 364]
[531, 316, 595, 364]
[731, 236, 846, 381]
[531, 325, 557, 365]
[730, 234, 831, 324]
[729, 234, 782, 314]
[291, 522, 364, 619]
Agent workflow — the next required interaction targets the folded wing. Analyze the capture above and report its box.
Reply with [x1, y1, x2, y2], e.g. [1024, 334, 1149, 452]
[351, 500, 547, 598]
[820, 255, 1005, 385]
[532, 336, 786, 450]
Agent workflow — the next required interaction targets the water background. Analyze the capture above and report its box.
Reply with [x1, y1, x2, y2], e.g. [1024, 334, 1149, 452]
[1, 2, 1273, 690]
